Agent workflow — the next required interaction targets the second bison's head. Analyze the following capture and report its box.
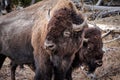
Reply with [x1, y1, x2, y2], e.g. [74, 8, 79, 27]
[79, 28, 104, 74]
[44, 8, 87, 69]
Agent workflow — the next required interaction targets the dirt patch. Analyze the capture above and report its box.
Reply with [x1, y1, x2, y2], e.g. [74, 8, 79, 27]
[0, 58, 34, 80]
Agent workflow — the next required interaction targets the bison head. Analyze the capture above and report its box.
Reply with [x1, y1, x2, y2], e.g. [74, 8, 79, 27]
[44, 7, 88, 70]
[44, 8, 87, 51]
[79, 27, 104, 74]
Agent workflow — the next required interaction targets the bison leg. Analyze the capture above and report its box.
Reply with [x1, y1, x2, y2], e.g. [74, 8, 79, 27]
[0, 54, 6, 69]
[54, 67, 66, 80]
[54, 67, 72, 80]
[10, 62, 18, 80]
[65, 52, 81, 80]
[53, 59, 73, 80]
[65, 67, 72, 80]
[34, 65, 52, 80]
[34, 56, 53, 80]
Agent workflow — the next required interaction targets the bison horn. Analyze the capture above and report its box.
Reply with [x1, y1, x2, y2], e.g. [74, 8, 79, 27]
[46, 9, 51, 21]
[83, 38, 89, 42]
[73, 16, 87, 31]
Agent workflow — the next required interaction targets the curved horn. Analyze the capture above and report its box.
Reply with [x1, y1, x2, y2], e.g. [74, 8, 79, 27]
[73, 16, 87, 31]
[83, 38, 89, 42]
[80, 32, 89, 48]
[82, 30, 89, 43]
[80, 37, 88, 49]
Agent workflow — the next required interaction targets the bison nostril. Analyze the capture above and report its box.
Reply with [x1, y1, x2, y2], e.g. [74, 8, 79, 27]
[44, 40, 56, 50]
[48, 45, 54, 48]
[47, 44, 56, 50]
[95, 60, 103, 66]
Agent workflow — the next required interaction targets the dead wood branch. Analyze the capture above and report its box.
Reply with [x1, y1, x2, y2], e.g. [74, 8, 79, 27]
[88, 23, 120, 32]
[94, 24, 120, 32]
[102, 30, 112, 39]
[103, 47, 119, 53]
[104, 36, 120, 44]
[84, 4, 120, 11]
[89, 10, 120, 20]
[88, 23, 120, 41]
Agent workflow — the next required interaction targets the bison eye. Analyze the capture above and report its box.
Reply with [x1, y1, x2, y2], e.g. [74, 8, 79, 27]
[63, 30, 71, 37]
[87, 46, 92, 51]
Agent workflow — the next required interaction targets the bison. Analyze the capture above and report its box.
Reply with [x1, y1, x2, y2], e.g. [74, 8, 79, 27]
[0, 0, 104, 80]
[65, 27, 104, 80]
[31, 0, 88, 80]
[0, 2, 37, 80]
[0, 0, 88, 80]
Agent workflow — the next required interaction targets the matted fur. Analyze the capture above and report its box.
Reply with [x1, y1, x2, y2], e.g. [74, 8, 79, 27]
[31, 0, 88, 80]
[80, 28, 103, 72]
[66, 27, 104, 80]
[0, 0, 104, 80]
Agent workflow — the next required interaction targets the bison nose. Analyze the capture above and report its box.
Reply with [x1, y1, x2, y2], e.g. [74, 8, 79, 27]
[44, 40, 56, 51]
[95, 60, 103, 67]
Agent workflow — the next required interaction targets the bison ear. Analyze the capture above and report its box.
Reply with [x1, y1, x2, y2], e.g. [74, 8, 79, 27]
[83, 38, 89, 42]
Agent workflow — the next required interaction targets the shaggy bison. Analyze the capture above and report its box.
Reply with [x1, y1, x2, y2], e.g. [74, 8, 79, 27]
[0, 0, 104, 80]
[31, 0, 88, 80]
[65, 27, 104, 80]
[0, 0, 87, 80]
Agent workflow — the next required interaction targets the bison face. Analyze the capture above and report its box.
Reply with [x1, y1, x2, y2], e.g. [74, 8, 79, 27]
[79, 28, 104, 74]
[44, 28, 81, 73]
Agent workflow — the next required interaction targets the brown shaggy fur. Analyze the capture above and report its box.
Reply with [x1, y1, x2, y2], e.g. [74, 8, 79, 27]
[0, 0, 103, 80]
[31, 0, 88, 80]
[65, 27, 104, 80]
[81, 28, 103, 72]
[80, 28, 103, 64]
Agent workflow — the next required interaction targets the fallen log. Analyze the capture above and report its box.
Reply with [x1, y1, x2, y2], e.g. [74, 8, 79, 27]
[84, 4, 120, 11]
[88, 23, 120, 32]
[104, 36, 120, 44]
[89, 10, 120, 20]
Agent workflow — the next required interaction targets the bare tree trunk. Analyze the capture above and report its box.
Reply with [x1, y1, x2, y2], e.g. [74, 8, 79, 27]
[89, 10, 120, 20]
[84, 4, 120, 11]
